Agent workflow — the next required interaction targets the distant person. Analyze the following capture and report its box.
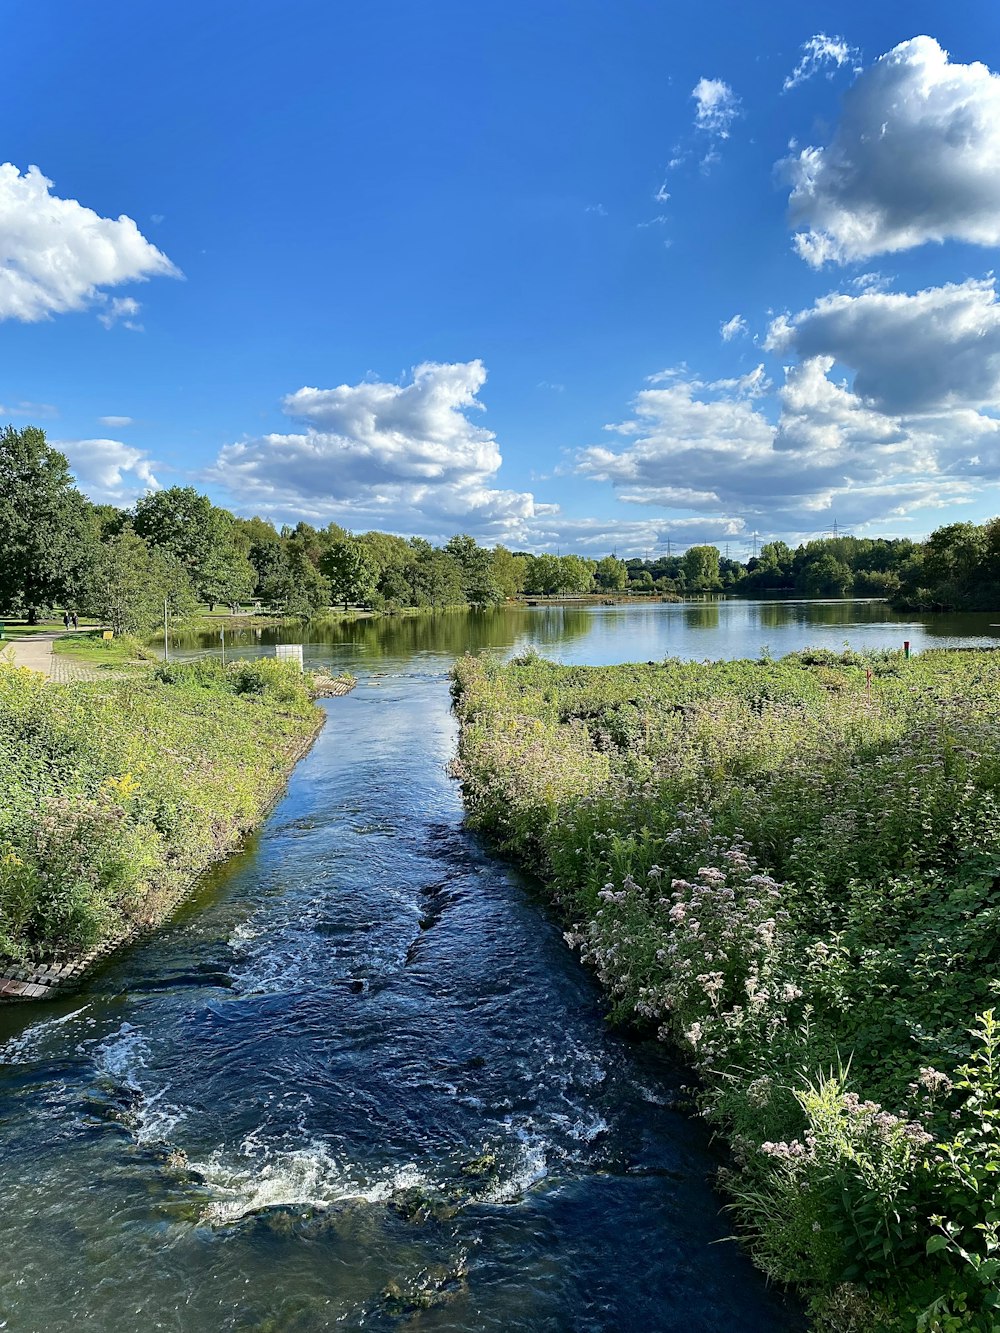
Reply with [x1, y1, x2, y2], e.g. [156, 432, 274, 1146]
[62, 611, 70, 630]
[71, 611, 78, 630]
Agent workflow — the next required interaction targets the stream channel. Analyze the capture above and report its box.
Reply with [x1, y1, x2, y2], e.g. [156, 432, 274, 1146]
[4, 601, 995, 1331]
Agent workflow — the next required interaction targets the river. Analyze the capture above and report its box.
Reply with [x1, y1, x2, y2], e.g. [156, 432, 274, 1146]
[2, 599, 991, 1331]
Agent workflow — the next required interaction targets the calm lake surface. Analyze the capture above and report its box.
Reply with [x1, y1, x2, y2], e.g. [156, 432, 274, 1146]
[3, 600, 992, 1331]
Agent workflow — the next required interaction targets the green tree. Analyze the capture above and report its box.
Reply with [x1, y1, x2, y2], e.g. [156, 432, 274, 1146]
[799, 553, 854, 597]
[490, 545, 527, 600]
[84, 529, 197, 635]
[320, 539, 378, 610]
[260, 543, 330, 615]
[0, 425, 96, 622]
[444, 534, 501, 605]
[410, 539, 464, 608]
[595, 555, 628, 591]
[133, 486, 254, 605]
[682, 545, 721, 591]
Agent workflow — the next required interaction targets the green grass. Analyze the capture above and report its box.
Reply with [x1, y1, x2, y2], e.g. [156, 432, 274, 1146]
[0, 657, 321, 965]
[453, 647, 1000, 1331]
[51, 630, 158, 667]
[0, 620, 97, 640]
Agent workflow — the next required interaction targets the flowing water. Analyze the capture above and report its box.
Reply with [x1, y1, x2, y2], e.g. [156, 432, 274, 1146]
[2, 600, 993, 1331]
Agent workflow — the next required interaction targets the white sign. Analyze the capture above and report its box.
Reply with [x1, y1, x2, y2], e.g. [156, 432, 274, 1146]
[275, 644, 304, 671]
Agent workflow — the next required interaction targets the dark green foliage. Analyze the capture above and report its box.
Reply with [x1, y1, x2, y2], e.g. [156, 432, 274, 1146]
[0, 425, 95, 621]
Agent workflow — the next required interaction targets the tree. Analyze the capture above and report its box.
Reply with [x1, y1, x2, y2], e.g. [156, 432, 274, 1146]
[200, 546, 257, 612]
[410, 540, 464, 608]
[133, 487, 254, 605]
[84, 529, 197, 636]
[444, 534, 502, 605]
[799, 553, 854, 597]
[260, 544, 330, 615]
[0, 425, 96, 621]
[595, 556, 628, 591]
[682, 545, 721, 591]
[490, 545, 527, 600]
[320, 539, 377, 610]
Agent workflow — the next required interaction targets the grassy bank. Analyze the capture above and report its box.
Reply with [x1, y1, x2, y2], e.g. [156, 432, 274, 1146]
[0, 657, 322, 967]
[452, 648, 1000, 1331]
[51, 629, 159, 667]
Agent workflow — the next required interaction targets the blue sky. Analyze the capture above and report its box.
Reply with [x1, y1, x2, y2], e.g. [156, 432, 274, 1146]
[3, 0, 1000, 555]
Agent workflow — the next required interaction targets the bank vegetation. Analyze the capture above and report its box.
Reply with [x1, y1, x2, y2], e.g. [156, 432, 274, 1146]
[0, 658, 321, 967]
[453, 648, 1000, 1330]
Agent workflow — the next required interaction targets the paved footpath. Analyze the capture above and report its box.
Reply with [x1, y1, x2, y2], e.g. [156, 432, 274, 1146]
[2, 631, 101, 681]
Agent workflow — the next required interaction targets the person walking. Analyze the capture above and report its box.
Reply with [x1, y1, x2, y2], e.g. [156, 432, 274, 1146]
[62, 611, 70, 630]
[71, 611, 78, 630]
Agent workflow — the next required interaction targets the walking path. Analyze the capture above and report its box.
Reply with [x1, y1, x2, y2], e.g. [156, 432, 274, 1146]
[2, 632, 102, 682]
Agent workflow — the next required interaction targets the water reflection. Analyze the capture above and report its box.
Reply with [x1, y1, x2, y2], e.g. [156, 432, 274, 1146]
[164, 598, 1000, 670]
[683, 602, 721, 630]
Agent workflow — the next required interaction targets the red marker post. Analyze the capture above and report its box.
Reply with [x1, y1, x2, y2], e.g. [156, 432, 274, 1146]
[904, 640, 910, 659]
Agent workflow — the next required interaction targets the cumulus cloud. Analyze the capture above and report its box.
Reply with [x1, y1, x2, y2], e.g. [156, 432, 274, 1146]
[58, 438, 159, 505]
[720, 314, 747, 341]
[765, 277, 1000, 414]
[692, 78, 741, 139]
[522, 513, 746, 556]
[783, 33, 860, 91]
[209, 360, 548, 542]
[783, 36, 1000, 265]
[573, 322, 993, 533]
[0, 164, 179, 321]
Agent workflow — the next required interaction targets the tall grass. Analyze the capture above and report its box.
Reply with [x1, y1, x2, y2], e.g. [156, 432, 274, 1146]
[0, 658, 320, 962]
[453, 648, 1000, 1331]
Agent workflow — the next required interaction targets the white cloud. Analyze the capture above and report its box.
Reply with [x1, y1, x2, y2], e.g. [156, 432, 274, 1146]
[521, 513, 746, 556]
[97, 296, 143, 331]
[573, 325, 993, 533]
[0, 399, 57, 419]
[783, 33, 860, 91]
[209, 360, 546, 542]
[692, 77, 741, 139]
[783, 36, 1000, 265]
[0, 164, 179, 321]
[720, 314, 747, 341]
[58, 438, 159, 504]
[584, 203, 608, 216]
[765, 277, 1000, 413]
[98, 415, 134, 428]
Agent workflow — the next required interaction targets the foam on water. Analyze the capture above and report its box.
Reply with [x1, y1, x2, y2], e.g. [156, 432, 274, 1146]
[192, 1137, 433, 1224]
[92, 1022, 186, 1145]
[0, 1004, 93, 1064]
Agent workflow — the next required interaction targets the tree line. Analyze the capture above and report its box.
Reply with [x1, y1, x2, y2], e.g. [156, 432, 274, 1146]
[2, 426, 999, 629]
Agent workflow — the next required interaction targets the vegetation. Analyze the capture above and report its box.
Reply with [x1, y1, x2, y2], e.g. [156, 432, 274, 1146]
[0, 658, 320, 963]
[4, 425, 1000, 636]
[453, 648, 1000, 1330]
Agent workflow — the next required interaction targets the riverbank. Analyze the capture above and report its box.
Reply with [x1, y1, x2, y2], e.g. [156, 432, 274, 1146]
[452, 648, 1000, 1330]
[0, 658, 324, 996]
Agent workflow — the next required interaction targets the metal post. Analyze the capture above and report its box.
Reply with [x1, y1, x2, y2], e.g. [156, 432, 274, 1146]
[220, 627, 226, 666]
[164, 599, 170, 663]
[904, 639, 910, 659]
